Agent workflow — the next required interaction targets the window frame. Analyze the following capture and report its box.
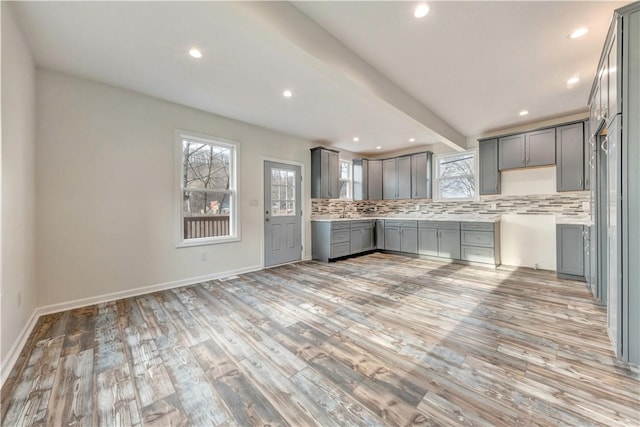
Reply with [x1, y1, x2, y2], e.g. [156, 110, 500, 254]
[339, 159, 352, 200]
[433, 149, 479, 202]
[175, 130, 240, 247]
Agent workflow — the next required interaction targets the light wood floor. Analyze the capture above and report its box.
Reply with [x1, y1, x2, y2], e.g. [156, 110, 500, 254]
[2, 253, 639, 426]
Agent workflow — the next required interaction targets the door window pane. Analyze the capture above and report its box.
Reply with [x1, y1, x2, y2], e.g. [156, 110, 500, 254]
[271, 168, 296, 216]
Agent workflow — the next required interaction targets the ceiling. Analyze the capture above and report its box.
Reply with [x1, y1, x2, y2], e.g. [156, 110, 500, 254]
[10, 1, 627, 155]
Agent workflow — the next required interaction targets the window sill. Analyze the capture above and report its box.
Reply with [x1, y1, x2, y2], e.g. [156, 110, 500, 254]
[177, 235, 240, 248]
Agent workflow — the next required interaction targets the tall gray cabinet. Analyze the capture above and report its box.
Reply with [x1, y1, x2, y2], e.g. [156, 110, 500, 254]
[556, 122, 585, 191]
[310, 147, 340, 199]
[589, 2, 639, 365]
[479, 138, 500, 195]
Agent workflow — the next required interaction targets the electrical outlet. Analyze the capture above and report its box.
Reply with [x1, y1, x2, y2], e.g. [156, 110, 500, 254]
[201, 252, 208, 261]
[415, 204, 420, 211]
[490, 202, 497, 210]
[17, 290, 22, 307]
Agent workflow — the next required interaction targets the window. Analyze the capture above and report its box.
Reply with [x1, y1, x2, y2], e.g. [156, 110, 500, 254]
[434, 150, 477, 201]
[270, 168, 296, 216]
[339, 159, 352, 199]
[177, 130, 238, 246]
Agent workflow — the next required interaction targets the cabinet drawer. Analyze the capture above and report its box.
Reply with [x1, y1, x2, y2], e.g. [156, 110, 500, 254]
[331, 242, 351, 258]
[385, 220, 417, 228]
[461, 246, 496, 264]
[331, 229, 350, 243]
[351, 220, 373, 228]
[461, 231, 494, 248]
[418, 221, 460, 230]
[461, 222, 494, 231]
[331, 222, 351, 230]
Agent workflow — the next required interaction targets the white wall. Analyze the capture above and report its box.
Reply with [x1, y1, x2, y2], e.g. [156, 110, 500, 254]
[35, 69, 316, 308]
[1, 3, 38, 365]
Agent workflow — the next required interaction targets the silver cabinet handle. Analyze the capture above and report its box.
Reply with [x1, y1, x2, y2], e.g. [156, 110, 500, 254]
[601, 137, 609, 155]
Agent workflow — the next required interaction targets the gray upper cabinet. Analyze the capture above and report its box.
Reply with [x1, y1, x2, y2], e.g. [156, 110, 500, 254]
[310, 147, 340, 199]
[556, 122, 585, 191]
[479, 139, 500, 195]
[397, 156, 412, 199]
[410, 152, 432, 199]
[368, 160, 383, 200]
[353, 159, 368, 201]
[382, 158, 397, 200]
[526, 128, 556, 167]
[498, 134, 525, 170]
[498, 128, 555, 170]
[383, 156, 412, 200]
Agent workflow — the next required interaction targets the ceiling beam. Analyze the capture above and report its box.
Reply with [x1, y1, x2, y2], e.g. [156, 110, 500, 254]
[238, 1, 467, 151]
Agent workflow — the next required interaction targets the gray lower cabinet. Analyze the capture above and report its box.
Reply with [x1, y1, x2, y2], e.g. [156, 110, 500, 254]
[312, 220, 375, 262]
[556, 122, 585, 191]
[556, 224, 586, 281]
[350, 220, 375, 254]
[311, 147, 340, 199]
[418, 221, 461, 260]
[311, 221, 350, 262]
[384, 220, 418, 254]
[375, 220, 385, 249]
[460, 222, 501, 265]
[368, 160, 383, 200]
[479, 138, 500, 195]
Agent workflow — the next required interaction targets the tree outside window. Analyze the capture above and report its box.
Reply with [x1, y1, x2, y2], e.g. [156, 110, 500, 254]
[339, 159, 352, 199]
[178, 131, 238, 245]
[435, 151, 477, 200]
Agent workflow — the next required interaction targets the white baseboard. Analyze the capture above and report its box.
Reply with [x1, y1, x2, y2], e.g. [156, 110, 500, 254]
[0, 264, 262, 388]
[1, 309, 39, 387]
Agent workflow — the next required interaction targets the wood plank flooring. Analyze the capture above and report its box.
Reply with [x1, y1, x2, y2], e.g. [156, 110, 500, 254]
[2, 253, 639, 426]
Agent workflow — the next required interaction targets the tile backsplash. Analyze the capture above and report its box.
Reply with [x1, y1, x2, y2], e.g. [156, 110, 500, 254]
[311, 192, 590, 218]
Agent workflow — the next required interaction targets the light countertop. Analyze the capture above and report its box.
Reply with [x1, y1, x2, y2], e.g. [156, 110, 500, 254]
[311, 214, 501, 223]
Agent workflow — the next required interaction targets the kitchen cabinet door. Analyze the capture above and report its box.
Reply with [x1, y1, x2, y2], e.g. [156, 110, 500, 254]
[350, 227, 364, 254]
[382, 158, 397, 200]
[479, 139, 500, 195]
[411, 152, 432, 199]
[556, 123, 585, 191]
[526, 128, 556, 167]
[400, 227, 418, 254]
[498, 134, 525, 170]
[439, 229, 461, 259]
[556, 224, 585, 278]
[311, 147, 340, 198]
[368, 160, 383, 200]
[418, 228, 438, 256]
[397, 156, 412, 199]
[384, 226, 401, 251]
[375, 220, 385, 249]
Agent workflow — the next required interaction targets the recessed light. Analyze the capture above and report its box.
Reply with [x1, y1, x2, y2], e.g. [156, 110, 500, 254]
[353, 137, 359, 142]
[414, 3, 430, 18]
[189, 48, 202, 59]
[409, 138, 416, 142]
[519, 110, 529, 116]
[376, 146, 382, 150]
[567, 76, 580, 85]
[283, 89, 293, 98]
[568, 27, 588, 39]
